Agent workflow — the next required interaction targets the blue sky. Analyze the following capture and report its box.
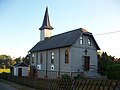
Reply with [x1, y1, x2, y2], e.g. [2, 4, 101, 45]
[0, 0, 120, 58]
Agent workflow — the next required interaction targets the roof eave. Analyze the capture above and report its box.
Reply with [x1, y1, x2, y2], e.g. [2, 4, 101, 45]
[30, 45, 72, 53]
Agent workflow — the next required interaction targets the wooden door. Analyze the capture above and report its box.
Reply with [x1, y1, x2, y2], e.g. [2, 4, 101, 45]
[84, 56, 90, 71]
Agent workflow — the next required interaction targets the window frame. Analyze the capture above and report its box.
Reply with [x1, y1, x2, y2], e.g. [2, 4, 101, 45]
[80, 36, 83, 45]
[87, 38, 91, 46]
[40, 53, 43, 64]
[51, 51, 54, 64]
[65, 49, 69, 63]
[32, 54, 34, 64]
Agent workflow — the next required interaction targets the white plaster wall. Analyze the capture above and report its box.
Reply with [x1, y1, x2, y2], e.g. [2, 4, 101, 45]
[70, 34, 98, 77]
[44, 29, 52, 38]
[70, 47, 98, 72]
[36, 47, 71, 78]
[47, 49, 59, 71]
[40, 30, 44, 41]
[73, 34, 97, 50]
[15, 67, 28, 76]
[37, 51, 46, 70]
[59, 47, 71, 72]
[22, 67, 28, 76]
[70, 47, 84, 72]
[30, 52, 37, 67]
[14, 67, 17, 76]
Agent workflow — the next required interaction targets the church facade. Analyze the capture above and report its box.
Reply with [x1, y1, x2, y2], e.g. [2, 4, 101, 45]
[29, 7, 100, 78]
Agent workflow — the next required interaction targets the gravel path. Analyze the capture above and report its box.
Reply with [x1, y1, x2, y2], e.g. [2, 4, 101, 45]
[0, 79, 35, 90]
[0, 81, 17, 90]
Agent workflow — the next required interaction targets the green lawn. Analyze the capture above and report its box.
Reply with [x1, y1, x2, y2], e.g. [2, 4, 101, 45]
[0, 69, 10, 73]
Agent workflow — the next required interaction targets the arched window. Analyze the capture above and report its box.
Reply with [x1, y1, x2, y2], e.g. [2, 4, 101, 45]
[80, 36, 83, 45]
[88, 38, 91, 46]
[65, 49, 69, 63]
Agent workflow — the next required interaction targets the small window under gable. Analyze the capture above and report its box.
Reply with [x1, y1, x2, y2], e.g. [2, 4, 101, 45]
[32, 54, 34, 64]
[65, 49, 69, 63]
[51, 51, 54, 64]
[80, 36, 83, 45]
[88, 38, 91, 46]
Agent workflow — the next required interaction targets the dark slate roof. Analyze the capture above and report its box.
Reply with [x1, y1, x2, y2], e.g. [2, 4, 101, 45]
[39, 7, 53, 30]
[13, 62, 28, 67]
[29, 28, 100, 52]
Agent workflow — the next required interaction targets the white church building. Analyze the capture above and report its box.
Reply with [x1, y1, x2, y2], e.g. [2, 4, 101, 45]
[29, 7, 100, 78]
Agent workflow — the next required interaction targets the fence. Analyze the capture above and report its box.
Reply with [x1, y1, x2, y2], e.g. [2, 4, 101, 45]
[0, 73, 120, 90]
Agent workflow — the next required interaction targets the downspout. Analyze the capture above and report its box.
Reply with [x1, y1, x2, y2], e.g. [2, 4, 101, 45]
[36, 52, 38, 67]
[45, 50, 48, 79]
[36, 52, 38, 77]
[58, 48, 60, 78]
[69, 48, 72, 77]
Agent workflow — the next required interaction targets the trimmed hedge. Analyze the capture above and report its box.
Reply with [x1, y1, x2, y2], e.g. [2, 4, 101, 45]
[107, 64, 120, 79]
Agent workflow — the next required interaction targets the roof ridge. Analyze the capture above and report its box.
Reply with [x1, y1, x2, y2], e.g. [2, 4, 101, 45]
[50, 28, 82, 38]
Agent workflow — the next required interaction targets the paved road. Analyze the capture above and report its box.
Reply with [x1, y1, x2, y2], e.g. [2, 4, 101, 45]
[0, 81, 17, 90]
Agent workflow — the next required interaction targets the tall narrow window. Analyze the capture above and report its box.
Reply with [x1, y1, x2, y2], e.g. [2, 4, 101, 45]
[65, 49, 69, 63]
[88, 38, 91, 46]
[32, 54, 34, 64]
[40, 53, 43, 64]
[51, 52, 54, 64]
[80, 36, 83, 45]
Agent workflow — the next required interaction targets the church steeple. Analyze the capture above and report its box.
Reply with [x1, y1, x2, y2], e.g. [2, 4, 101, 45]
[39, 7, 53, 30]
[39, 7, 53, 41]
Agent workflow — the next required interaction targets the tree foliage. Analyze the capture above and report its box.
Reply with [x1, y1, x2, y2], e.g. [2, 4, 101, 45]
[0, 55, 12, 68]
[107, 64, 120, 79]
[0, 55, 12, 60]
[14, 57, 22, 63]
[97, 52, 115, 75]
[0, 54, 29, 69]
[22, 56, 29, 65]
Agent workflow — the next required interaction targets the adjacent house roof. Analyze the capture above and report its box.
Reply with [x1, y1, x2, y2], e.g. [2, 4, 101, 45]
[29, 28, 100, 52]
[39, 7, 53, 30]
[13, 62, 28, 67]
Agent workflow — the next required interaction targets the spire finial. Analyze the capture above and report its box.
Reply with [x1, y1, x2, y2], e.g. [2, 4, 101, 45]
[39, 7, 53, 30]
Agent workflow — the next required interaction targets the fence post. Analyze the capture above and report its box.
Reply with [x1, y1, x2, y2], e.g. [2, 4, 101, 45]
[72, 78, 75, 90]
[33, 78, 35, 89]
[114, 80, 119, 90]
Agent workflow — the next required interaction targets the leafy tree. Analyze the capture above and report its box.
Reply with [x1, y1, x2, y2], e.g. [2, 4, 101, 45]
[0, 55, 12, 60]
[0, 54, 12, 68]
[14, 57, 22, 63]
[13, 56, 29, 65]
[11, 60, 16, 66]
[22, 57, 29, 65]
[98, 52, 115, 75]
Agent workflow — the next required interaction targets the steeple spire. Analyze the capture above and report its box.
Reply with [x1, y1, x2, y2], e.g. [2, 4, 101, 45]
[39, 7, 53, 41]
[39, 7, 53, 30]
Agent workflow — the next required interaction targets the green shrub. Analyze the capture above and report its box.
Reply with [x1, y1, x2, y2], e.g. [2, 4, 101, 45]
[107, 64, 120, 79]
[73, 74, 85, 80]
[61, 74, 72, 80]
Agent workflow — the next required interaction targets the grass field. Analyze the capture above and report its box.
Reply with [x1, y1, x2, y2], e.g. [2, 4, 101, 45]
[0, 69, 10, 73]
